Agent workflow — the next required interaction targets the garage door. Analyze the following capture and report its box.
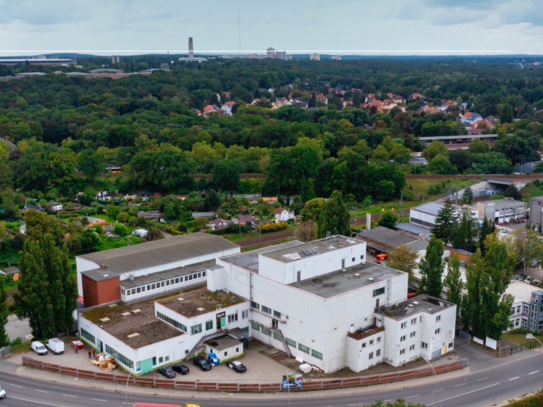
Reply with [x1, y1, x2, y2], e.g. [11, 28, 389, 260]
[140, 358, 153, 374]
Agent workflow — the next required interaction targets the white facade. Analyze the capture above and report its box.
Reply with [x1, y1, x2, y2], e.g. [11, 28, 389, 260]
[274, 209, 295, 223]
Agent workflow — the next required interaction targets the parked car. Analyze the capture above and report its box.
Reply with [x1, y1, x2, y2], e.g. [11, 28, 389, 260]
[0, 385, 5, 399]
[172, 364, 190, 375]
[157, 367, 176, 379]
[226, 360, 247, 373]
[192, 356, 212, 371]
[526, 276, 532, 284]
[207, 352, 220, 365]
[45, 338, 65, 354]
[31, 341, 48, 355]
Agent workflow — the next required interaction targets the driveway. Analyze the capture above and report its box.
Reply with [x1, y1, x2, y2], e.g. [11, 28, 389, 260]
[6, 314, 31, 342]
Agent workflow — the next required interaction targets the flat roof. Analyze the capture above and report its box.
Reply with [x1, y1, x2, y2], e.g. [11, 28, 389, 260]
[376, 295, 455, 320]
[411, 201, 444, 216]
[158, 288, 247, 318]
[506, 280, 542, 303]
[359, 227, 419, 249]
[395, 223, 432, 235]
[289, 262, 404, 299]
[262, 236, 365, 264]
[418, 134, 498, 141]
[78, 233, 238, 275]
[204, 336, 242, 352]
[479, 199, 526, 210]
[81, 293, 184, 349]
[119, 260, 215, 289]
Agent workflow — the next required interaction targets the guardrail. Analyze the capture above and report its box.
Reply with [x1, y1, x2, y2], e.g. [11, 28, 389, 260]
[22, 356, 468, 392]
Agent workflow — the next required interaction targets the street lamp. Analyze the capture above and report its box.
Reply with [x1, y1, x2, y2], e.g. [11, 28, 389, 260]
[422, 356, 439, 406]
[526, 334, 543, 391]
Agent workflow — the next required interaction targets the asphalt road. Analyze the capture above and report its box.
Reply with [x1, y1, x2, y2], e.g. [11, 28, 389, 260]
[1, 350, 542, 407]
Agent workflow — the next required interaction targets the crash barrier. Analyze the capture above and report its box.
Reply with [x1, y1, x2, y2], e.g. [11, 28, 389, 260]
[22, 356, 468, 392]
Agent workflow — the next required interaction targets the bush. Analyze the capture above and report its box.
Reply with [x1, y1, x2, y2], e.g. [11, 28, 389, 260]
[260, 222, 288, 233]
[503, 393, 543, 407]
[177, 224, 188, 233]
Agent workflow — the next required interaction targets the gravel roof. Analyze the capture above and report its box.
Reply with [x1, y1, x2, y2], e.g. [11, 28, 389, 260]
[158, 288, 247, 318]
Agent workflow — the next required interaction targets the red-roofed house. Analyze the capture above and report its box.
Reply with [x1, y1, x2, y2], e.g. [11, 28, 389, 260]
[393, 95, 405, 104]
[223, 91, 231, 100]
[316, 94, 328, 105]
[365, 94, 376, 103]
[273, 207, 295, 222]
[221, 101, 236, 115]
[471, 120, 495, 129]
[410, 93, 423, 100]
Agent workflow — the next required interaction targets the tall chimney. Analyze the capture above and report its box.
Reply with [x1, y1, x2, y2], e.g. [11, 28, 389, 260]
[366, 213, 371, 231]
[188, 37, 194, 59]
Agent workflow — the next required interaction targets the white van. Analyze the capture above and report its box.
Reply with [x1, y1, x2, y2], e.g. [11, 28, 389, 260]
[45, 338, 65, 355]
[31, 341, 48, 355]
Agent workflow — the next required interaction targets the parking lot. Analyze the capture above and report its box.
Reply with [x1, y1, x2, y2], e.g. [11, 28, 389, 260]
[8, 341, 288, 383]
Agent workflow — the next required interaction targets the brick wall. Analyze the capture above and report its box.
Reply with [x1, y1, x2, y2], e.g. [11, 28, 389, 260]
[21, 356, 468, 393]
[82, 275, 120, 308]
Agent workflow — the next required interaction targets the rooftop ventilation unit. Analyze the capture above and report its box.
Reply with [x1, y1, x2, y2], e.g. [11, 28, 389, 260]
[177, 297, 184, 302]
[121, 312, 131, 316]
[127, 333, 140, 338]
[413, 301, 419, 305]
[99, 263, 108, 269]
[132, 309, 141, 313]
[282, 253, 302, 261]
[100, 317, 110, 322]
[368, 278, 374, 281]
[197, 307, 205, 312]
[354, 273, 361, 278]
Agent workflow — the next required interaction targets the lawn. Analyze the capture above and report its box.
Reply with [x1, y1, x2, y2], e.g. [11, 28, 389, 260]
[501, 331, 543, 348]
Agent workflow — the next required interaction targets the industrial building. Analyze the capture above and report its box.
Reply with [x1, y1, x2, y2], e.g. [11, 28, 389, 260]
[505, 281, 543, 332]
[0, 57, 75, 66]
[474, 199, 526, 223]
[358, 226, 428, 255]
[77, 234, 456, 375]
[409, 201, 478, 229]
[179, 37, 208, 63]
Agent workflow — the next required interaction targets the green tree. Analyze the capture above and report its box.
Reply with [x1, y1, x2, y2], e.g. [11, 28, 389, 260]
[78, 148, 104, 182]
[301, 198, 325, 222]
[80, 228, 100, 251]
[300, 177, 316, 203]
[500, 103, 514, 124]
[463, 187, 474, 204]
[460, 250, 484, 335]
[371, 145, 389, 163]
[318, 190, 350, 238]
[429, 154, 457, 175]
[478, 218, 495, 256]
[422, 140, 448, 162]
[203, 190, 221, 211]
[431, 200, 456, 246]
[378, 211, 398, 229]
[24, 210, 64, 244]
[212, 159, 242, 192]
[503, 184, 522, 200]
[444, 254, 463, 317]
[106, 204, 121, 221]
[417, 235, 444, 297]
[14, 235, 76, 338]
[387, 244, 418, 281]
[113, 223, 129, 237]
[0, 275, 9, 346]
[452, 209, 478, 252]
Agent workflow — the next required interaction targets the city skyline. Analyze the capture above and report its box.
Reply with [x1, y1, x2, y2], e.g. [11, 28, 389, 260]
[1, 0, 543, 55]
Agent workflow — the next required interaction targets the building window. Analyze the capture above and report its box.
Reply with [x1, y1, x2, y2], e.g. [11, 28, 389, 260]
[251, 322, 261, 331]
[262, 327, 271, 336]
[205, 320, 213, 331]
[362, 342, 367, 348]
[377, 336, 381, 343]
[151, 284, 156, 289]
[273, 310, 282, 319]
[203, 271, 206, 277]
[165, 356, 169, 362]
[262, 306, 272, 314]
[147, 285, 150, 290]
[360, 255, 364, 260]
[401, 322, 407, 329]
[152, 357, 157, 365]
[411, 318, 417, 325]
[80, 328, 95, 344]
[436, 315, 441, 322]
[286, 338, 296, 347]
[376, 349, 381, 357]
[352, 257, 355, 262]
[400, 335, 406, 342]
[175, 278, 179, 284]
[105, 344, 134, 369]
[369, 339, 374, 346]
[242, 310, 249, 319]
[159, 357, 163, 364]
[410, 331, 416, 338]
[369, 352, 374, 360]
[409, 344, 416, 351]
[251, 301, 260, 310]
[121, 288, 125, 295]
[435, 328, 441, 335]
[273, 332, 282, 341]
[228, 313, 238, 323]
[166, 281, 170, 286]
[311, 349, 323, 360]
[157, 312, 187, 332]
[373, 287, 385, 297]
[400, 349, 405, 355]
[421, 342, 428, 349]
[298, 343, 310, 353]
[198, 272, 201, 278]
[185, 276, 188, 282]
[141, 286, 145, 292]
[189, 275, 193, 280]
[191, 324, 202, 335]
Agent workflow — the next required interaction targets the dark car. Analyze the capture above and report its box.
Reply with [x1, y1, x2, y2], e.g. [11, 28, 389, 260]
[226, 360, 247, 373]
[193, 356, 212, 371]
[157, 367, 176, 379]
[172, 364, 190, 375]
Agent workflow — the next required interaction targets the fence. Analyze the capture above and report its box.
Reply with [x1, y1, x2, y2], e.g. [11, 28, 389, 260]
[22, 356, 468, 392]
[458, 331, 471, 344]
[0, 346, 11, 358]
[499, 341, 537, 357]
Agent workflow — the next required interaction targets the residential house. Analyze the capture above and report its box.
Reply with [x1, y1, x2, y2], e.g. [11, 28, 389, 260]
[262, 197, 278, 204]
[233, 194, 262, 204]
[96, 191, 120, 201]
[207, 218, 233, 230]
[22, 204, 42, 214]
[365, 94, 376, 103]
[0, 266, 20, 281]
[470, 120, 495, 130]
[44, 202, 63, 212]
[192, 212, 215, 219]
[410, 93, 423, 100]
[136, 191, 153, 201]
[393, 95, 405, 104]
[273, 207, 295, 222]
[485, 115, 499, 125]
[315, 94, 328, 105]
[86, 217, 107, 227]
[221, 101, 236, 115]
[138, 210, 166, 223]
[232, 214, 254, 226]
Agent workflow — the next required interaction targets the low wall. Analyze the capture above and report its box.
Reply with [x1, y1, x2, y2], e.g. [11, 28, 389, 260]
[22, 356, 468, 392]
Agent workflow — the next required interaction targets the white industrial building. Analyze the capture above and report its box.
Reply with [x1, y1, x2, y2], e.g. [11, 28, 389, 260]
[409, 201, 478, 229]
[77, 235, 456, 375]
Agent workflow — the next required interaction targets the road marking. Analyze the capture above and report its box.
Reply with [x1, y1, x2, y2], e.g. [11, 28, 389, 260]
[509, 377, 519, 381]
[62, 394, 77, 398]
[406, 395, 419, 399]
[8, 396, 71, 407]
[92, 399, 108, 402]
[431, 389, 444, 393]
[10, 383, 23, 388]
[455, 383, 467, 387]
[477, 377, 487, 381]
[425, 383, 499, 406]
[348, 404, 364, 406]
[35, 389, 49, 393]
[529, 371, 539, 375]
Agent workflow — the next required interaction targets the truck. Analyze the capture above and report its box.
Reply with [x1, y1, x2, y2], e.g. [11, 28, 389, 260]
[45, 338, 65, 354]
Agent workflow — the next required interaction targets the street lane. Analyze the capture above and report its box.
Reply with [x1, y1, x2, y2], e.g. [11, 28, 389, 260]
[0, 350, 542, 407]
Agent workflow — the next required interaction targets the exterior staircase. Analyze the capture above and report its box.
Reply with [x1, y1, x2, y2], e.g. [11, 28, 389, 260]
[185, 329, 229, 361]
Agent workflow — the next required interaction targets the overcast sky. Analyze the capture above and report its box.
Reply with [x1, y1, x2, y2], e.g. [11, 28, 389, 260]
[1, 0, 543, 56]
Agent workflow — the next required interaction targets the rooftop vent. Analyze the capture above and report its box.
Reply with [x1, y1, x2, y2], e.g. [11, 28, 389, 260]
[99, 263, 108, 269]
[368, 278, 374, 281]
[197, 307, 205, 312]
[132, 309, 141, 313]
[408, 304, 414, 308]
[177, 297, 184, 302]
[413, 301, 419, 305]
[121, 312, 131, 316]
[354, 273, 361, 278]
[100, 317, 110, 322]
[127, 333, 140, 338]
[341, 269, 347, 273]
[282, 253, 302, 261]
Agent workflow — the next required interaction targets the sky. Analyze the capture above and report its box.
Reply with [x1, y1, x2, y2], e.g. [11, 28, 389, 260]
[1, 0, 543, 56]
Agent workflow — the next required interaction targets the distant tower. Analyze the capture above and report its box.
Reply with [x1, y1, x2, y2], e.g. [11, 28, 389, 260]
[111, 55, 115, 64]
[188, 37, 194, 59]
[267, 47, 276, 57]
[116, 55, 121, 63]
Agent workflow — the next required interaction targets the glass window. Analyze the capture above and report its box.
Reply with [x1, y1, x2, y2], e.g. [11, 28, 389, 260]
[80, 328, 95, 344]
[166, 280, 170, 286]
[273, 310, 282, 319]
[203, 271, 206, 277]
[159, 357, 163, 364]
[242, 310, 249, 319]
[251, 301, 260, 310]
[311, 349, 323, 359]
[400, 349, 405, 355]
[262, 306, 272, 314]
[401, 322, 407, 329]
[147, 285, 150, 290]
[436, 315, 441, 322]
[262, 327, 271, 336]
[251, 322, 261, 331]
[185, 276, 188, 281]
[369, 340, 374, 346]
[141, 286, 145, 292]
[435, 328, 441, 334]
[369, 352, 374, 359]
[286, 338, 296, 347]
[298, 343, 310, 353]
[152, 357, 156, 365]
[191, 324, 202, 335]
[105, 344, 134, 369]
[228, 313, 238, 323]
[205, 320, 213, 331]
[373, 287, 385, 297]
[189, 275, 193, 280]
[400, 335, 406, 342]
[273, 332, 282, 341]
[376, 349, 381, 356]
[175, 278, 179, 284]
[198, 273, 201, 278]
[137, 287, 141, 293]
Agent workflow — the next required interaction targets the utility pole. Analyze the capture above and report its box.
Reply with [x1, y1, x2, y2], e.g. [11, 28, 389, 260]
[398, 190, 403, 223]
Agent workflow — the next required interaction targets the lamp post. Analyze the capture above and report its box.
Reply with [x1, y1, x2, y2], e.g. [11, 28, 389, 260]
[526, 334, 543, 391]
[422, 356, 439, 406]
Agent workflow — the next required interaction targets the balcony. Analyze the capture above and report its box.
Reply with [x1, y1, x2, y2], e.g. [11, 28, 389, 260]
[347, 326, 385, 340]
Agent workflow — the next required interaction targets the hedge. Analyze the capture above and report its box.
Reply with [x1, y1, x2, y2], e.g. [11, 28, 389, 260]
[260, 222, 288, 233]
[503, 393, 543, 407]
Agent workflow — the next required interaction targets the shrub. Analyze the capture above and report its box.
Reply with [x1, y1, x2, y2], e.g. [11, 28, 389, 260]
[260, 222, 288, 233]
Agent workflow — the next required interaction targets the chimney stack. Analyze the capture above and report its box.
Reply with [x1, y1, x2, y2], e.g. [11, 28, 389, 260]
[366, 213, 371, 230]
[188, 37, 194, 59]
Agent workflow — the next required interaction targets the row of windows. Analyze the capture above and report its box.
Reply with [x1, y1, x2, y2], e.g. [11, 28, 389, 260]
[400, 331, 417, 342]
[368, 349, 381, 359]
[251, 302, 282, 319]
[121, 271, 206, 297]
[410, 217, 434, 228]
[284, 336, 323, 360]
[156, 312, 187, 332]
[361, 336, 381, 348]
[80, 328, 95, 344]
[105, 344, 134, 369]
[402, 316, 423, 329]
